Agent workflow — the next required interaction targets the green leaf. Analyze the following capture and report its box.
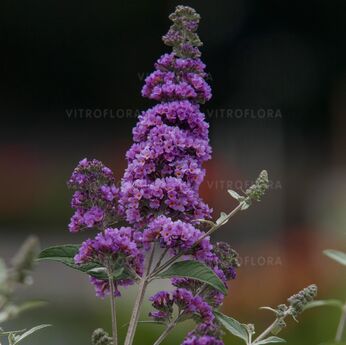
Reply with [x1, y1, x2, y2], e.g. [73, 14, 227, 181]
[260, 306, 279, 314]
[255, 336, 286, 344]
[216, 212, 228, 225]
[228, 190, 242, 201]
[157, 260, 227, 294]
[214, 311, 249, 343]
[37, 244, 79, 261]
[324, 250, 346, 266]
[12, 324, 51, 344]
[304, 299, 343, 311]
[38, 245, 131, 281]
[37, 245, 107, 279]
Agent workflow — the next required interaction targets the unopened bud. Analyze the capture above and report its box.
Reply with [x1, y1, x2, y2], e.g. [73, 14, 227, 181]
[245, 170, 269, 202]
[288, 284, 317, 316]
[91, 329, 113, 345]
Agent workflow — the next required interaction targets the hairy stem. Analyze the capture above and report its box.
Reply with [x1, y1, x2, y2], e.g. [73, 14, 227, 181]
[108, 277, 118, 345]
[195, 203, 243, 246]
[253, 309, 291, 344]
[253, 319, 280, 344]
[335, 304, 346, 342]
[152, 322, 176, 345]
[153, 248, 169, 272]
[150, 203, 243, 278]
[124, 245, 155, 345]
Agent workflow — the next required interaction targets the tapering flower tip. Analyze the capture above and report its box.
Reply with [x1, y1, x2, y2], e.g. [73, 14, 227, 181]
[245, 170, 269, 202]
[91, 328, 113, 345]
[163, 5, 203, 58]
[288, 284, 318, 316]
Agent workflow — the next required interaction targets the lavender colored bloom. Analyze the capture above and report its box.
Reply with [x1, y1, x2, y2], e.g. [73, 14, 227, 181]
[143, 215, 212, 255]
[191, 296, 215, 323]
[74, 227, 144, 297]
[149, 288, 216, 325]
[90, 276, 120, 298]
[181, 335, 224, 345]
[149, 291, 174, 312]
[148, 310, 170, 322]
[68, 158, 120, 232]
[173, 288, 196, 312]
[119, 8, 212, 230]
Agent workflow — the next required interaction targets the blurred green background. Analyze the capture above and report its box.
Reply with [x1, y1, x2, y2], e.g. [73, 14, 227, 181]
[1, 0, 346, 344]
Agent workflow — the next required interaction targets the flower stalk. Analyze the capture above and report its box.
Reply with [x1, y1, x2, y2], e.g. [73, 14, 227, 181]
[152, 321, 176, 345]
[108, 276, 118, 345]
[124, 245, 155, 345]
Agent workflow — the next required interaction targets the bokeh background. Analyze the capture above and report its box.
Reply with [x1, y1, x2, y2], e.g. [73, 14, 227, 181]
[1, 0, 346, 344]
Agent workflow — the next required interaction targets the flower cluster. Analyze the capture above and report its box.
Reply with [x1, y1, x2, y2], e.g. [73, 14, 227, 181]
[74, 227, 144, 297]
[119, 7, 212, 229]
[68, 158, 119, 232]
[149, 287, 225, 344]
[149, 288, 214, 323]
[66, 5, 239, 345]
[141, 54, 211, 103]
[148, 240, 239, 344]
[143, 215, 212, 256]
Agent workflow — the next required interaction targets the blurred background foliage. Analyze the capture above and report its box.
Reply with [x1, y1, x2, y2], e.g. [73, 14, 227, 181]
[0, 0, 345, 344]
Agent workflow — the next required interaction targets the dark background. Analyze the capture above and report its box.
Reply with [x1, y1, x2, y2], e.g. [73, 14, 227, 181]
[1, 0, 346, 344]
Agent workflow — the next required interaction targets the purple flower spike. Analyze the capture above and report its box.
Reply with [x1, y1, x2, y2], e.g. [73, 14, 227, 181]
[68, 158, 120, 232]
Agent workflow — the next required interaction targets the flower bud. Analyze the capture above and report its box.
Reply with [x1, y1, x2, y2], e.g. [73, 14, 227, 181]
[163, 5, 203, 58]
[91, 328, 113, 345]
[288, 284, 317, 316]
[245, 170, 269, 202]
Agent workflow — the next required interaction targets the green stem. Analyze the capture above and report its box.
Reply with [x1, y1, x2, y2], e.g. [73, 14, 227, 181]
[252, 319, 280, 344]
[335, 304, 346, 342]
[108, 274, 118, 345]
[152, 322, 176, 345]
[152, 313, 182, 345]
[124, 244, 155, 345]
[153, 248, 169, 272]
[252, 309, 291, 345]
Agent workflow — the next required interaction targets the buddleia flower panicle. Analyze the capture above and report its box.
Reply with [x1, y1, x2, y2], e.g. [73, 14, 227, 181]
[288, 284, 318, 318]
[67, 6, 240, 345]
[119, 5, 212, 229]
